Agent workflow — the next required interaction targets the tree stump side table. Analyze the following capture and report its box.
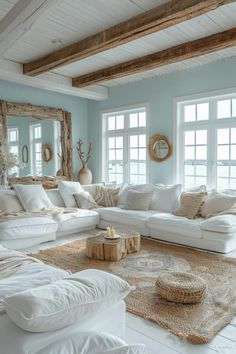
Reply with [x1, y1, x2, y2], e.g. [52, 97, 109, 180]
[86, 231, 140, 261]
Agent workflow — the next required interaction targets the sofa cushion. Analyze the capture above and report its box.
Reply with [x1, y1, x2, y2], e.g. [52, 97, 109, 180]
[120, 190, 153, 210]
[174, 192, 207, 219]
[147, 213, 203, 238]
[74, 191, 97, 209]
[117, 184, 153, 207]
[201, 215, 236, 233]
[0, 217, 58, 240]
[200, 192, 236, 218]
[150, 184, 182, 212]
[55, 210, 99, 234]
[14, 185, 53, 212]
[0, 191, 23, 213]
[58, 181, 83, 208]
[46, 189, 65, 207]
[97, 207, 158, 229]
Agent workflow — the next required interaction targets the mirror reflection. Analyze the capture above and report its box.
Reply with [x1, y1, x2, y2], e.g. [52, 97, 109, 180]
[153, 139, 169, 159]
[7, 117, 61, 177]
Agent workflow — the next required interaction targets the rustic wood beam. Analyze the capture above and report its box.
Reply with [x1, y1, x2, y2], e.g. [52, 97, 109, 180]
[23, 0, 234, 76]
[72, 27, 236, 87]
[0, 0, 62, 55]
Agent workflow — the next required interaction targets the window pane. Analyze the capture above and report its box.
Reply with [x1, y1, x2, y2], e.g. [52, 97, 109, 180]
[197, 103, 209, 121]
[231, 128, 236, 144]
[130, 135, 138, 147]
[196, 165, 207, 176]
[232, 99, 236, 117]
[116, 174, 123, 184]
[139, 163, 146, 175]
[185, 146, 195, 160]
[185, 164, 194, 175]
[231, 145, 236, 160]
[196, 130, 207, 145]
[108, 116, 115, 130]
[109, 137, 115, 149]
[217, 178, 229, 189]
[109, 150, 115, 160]
[130, 175, 139, 184]
[196, 146, 207, 160]
[195, 177, 207, 185]
[231, 166, 236, 178]
[217, 145, 229, 160]
[130, 163, 139, 174]
[139, 148, 146, 160]
[217, 165, 229, 177]
[130, 149, 138, 160]
[139, 112, 146, 127]
[185, 131, 195, 145]
[139, 134, 146, 147]
[217, 128, 229, 144]
[116, 137, 123, 148]
[116, 115, 124, 129]
[116, 149, 123, 160]
[217, 100, 231, 119]
[109, 174, 116, 182]
[184, 105, 196, 122]
[184, 176, 195, 189]
[139, 175, 146, 184]
[230, 178, 236, 189]
[130, 113, 138, 127]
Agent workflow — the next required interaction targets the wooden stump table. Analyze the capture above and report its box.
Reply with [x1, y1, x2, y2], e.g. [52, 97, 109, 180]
[86, 231, 140, 261]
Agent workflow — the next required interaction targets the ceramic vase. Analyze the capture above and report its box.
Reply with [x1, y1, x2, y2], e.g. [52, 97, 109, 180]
[78, 164, 92, 185]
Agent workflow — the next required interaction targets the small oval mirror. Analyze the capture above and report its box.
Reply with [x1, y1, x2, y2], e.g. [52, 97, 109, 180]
[42, 144, 53, 162]
[148, 134, 172, 162]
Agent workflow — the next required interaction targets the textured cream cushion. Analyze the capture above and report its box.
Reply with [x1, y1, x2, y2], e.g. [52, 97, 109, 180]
[58, 181, 83, 207]
[121, 190, 153, 210]
[0, 191, 23, 213]
[95, 185, 120, 207]
[200, 192, 236, 218]
[150, 184, 182, 212]
[174, 192, 207, 219]
[3, 269, 134, 332]
[74, 191, 97, 209]
[14, 184, 53, 212]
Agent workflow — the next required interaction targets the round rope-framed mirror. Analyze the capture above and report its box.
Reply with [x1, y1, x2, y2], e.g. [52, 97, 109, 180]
[148, 134, 172, 162]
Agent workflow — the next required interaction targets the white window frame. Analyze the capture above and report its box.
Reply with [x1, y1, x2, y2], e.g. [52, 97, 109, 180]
[7, 127, 19, 176]
[30, 123, 42, 176]
[101, 103, 149, 184]
[174, 87, 236, 190]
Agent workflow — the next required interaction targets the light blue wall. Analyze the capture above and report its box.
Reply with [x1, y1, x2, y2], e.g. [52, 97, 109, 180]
[88, 58, 236, 184]
[0, 80, 88, 179]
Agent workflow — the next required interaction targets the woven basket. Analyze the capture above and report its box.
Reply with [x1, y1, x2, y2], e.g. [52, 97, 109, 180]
[155, 272, 207, 304]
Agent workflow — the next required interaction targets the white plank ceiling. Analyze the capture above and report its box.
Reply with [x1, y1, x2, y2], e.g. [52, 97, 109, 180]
[1, 0, 236, 89]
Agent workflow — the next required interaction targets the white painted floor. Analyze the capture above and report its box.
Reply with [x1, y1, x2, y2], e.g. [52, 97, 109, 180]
[24, 230, 236, 354]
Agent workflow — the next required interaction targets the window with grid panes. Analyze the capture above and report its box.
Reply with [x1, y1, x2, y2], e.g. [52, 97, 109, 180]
[30, 123, 42, 176]
[8, 127, 19, 176]
[102, 106, 147, 184]
[175, 92, 236, 190]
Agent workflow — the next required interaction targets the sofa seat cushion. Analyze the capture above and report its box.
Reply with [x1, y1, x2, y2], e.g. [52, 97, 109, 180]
[55, 210, 99, 233]
[201, 215, 236, 233]
[97, 207, 158, 229]
[0, 217, 58, 240]
[148, 213, 204, 238]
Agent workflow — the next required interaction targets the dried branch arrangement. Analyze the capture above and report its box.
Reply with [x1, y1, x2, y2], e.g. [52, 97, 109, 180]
[76, 139, 92, 166]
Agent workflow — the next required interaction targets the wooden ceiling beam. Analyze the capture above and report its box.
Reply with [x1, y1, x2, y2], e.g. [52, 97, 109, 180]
[23, 0, 234, 76]
[72, 27, 236, 87]
[0, 0, 62, 56]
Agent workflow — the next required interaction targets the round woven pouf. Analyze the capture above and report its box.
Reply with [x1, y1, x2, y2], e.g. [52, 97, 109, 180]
[155, 272, 207, 304]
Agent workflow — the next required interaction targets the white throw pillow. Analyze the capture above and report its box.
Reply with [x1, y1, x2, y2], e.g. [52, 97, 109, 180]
[58, 181, 83, 207]
[118, 184, 153, 207]
[74, 191, 97, 209]
[0, 191, 23, 213]
[14, 184, 53, 212]
[120, 190, 153, 210]
[200, 192, 236, 218]
[150, 184, 182, 212]
[35, 332, 147, 354]
[201, 215, 236, 233]
[4, 269, 134, 332]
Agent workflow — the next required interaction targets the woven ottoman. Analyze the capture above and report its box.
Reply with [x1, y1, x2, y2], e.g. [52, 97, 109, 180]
[155, 272, 207, 304]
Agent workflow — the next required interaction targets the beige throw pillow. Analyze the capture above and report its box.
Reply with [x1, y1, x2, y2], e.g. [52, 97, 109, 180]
[174, 192, 207, 219]
[121, 190, 153, 210]
[0, 191, 23, 213]
[94, 186, 120, 207]
[200, 192, 236, 218]
[74, 191, 97, 210]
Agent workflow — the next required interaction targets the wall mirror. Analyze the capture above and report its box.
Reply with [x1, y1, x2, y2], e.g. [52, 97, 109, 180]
[0, 100, 72, 183]
[148, 134, 172, 162]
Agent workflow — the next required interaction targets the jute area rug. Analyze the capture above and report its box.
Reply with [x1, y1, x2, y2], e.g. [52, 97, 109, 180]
[30, 238, 236, 344]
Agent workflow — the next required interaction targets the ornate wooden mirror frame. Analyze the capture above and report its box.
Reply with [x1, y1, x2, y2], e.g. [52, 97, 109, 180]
[0, 100, 73, 181]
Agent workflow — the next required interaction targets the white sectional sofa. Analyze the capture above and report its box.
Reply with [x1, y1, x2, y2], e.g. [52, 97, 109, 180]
[1, 184, 236, 253]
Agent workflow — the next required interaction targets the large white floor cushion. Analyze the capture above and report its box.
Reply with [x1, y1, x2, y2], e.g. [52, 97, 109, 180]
[97, 207, 158, 229]
[55, 210, 99, 234]
[148, 213, 203, 238]
[0, 217, 58, 240]
[4, 269, 134, 332]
